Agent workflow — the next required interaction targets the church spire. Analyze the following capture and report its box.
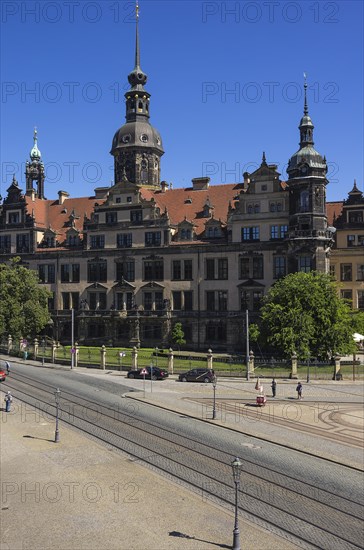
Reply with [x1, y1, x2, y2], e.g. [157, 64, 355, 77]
[299, 73, 314, 148]
[127, 1, 147, 91]
[26, 127, 45, 199]
[110, 0, 164, 188]
[30, 127, 42, 161]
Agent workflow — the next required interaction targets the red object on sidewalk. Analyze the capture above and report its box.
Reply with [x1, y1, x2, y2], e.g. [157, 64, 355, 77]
[256, 395, 267, 407]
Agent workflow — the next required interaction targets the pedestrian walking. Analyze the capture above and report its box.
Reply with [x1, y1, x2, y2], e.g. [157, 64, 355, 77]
[296, 382, 303, 400]
[271, 378, 277, 397]
[4, 391, 13, 412]
[5, 361, 10, 375]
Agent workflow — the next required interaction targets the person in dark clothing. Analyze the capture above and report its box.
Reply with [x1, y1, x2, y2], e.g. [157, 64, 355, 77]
[296, 382, 303, 399]
[271, 378, 277, 397]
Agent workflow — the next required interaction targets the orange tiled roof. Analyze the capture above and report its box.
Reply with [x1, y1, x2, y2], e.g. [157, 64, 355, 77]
[142, 183, 243, 235]
[25, 195, 100, 243]
[326, 201, 343, 225]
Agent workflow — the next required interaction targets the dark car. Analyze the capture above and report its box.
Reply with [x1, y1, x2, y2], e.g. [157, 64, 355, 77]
[0, 369, 7, 382]
[178, 368, 215, 383]
[127, 366, 169, 380]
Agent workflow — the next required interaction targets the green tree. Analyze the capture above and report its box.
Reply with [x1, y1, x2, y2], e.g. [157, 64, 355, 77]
[351, 311, 364, 336]
[171, 322, 186, 350]
[260, 271, 357, 359]
[0, 258, 52, 341]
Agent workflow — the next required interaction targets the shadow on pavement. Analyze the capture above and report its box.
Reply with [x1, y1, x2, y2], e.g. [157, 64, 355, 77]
[169, 531, 231, 548]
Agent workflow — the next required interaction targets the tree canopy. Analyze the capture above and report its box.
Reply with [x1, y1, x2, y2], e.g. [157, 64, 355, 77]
[259, 271, 357, 359]
[0, 258, 51, 341]
[171, 322, 186, 349]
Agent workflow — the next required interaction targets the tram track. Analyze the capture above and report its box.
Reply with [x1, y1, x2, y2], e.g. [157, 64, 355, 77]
[2, 372, 364, 550]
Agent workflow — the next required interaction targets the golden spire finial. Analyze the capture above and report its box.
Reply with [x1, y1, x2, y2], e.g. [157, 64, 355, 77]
[136, 0, 139, 19]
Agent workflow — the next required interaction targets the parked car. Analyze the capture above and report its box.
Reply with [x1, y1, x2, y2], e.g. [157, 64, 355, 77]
[0, 369, 7, 382]
[178, 368, 215, 383]
[127, 366, 169, 380]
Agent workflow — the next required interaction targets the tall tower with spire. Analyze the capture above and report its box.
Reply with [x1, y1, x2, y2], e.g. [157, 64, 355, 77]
[286, 76, 333, 273]
[110, 1, 164, 187]
[25, 128, 45, 199]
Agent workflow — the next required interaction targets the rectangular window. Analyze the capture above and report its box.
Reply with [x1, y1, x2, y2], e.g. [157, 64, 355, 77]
[145, 231, 161, 246]
[38, 264, 55, 284]
[341, 290, 353, 305]
[358, 235, 364, 246]
[357, 265, 364, 281]
[206, 259, 215, 280]
[358, 291, 364, 309]
[253, 257, 264, 279]
[61, 292, 79, 310]
[0, 235, 11, 253]
[87, 260, 107, 282]
[218, 291, 228, 311]
[273, 257, 286, 279]
[184, 291, 193, 311]
[89, 292, 107, 310]
[130, 209, 143, 223]
[270, 226, 279, 239]
[252, 227, 260, 240]
[90, 235, 105, 249]
[155, 292, 163, 310]
[143, 292, 153, 311]
[206, 291, 215, 312]
[280, 225, 288, 238]
[329, 265, 336, 278]
[299, 256, 312, 273]
[62, 292, 70, 310]
[61, 264, 80, 283]
[242, 227, 260, 241]
[143, 260, 164, 281]
[16, 234, 30, 253]
[340, 264, 352, 281]
[8, 212, 20, 224]
[184, 259, 193, 280]
[347, 235, 355, 247]
[116, 261, 135, 282]
[348, 211, 363, 223]
[117, 233, 132, 248]
[253, 291, 263, 310]
[172, 260, 181, 280]
[172, 291, 182, 310]
[240, 291, 249, 311]
[217, 258, 228, 280]
[105, 212, 117, 224]
[239, 258, 250, 279]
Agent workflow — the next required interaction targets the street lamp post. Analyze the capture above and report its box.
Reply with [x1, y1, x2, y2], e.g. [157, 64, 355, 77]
[155, 347, 159, 369]
[306, 355, 310, 383]
[231, 457, 242, 550]
[42, 338, 45, 366]
[54, 388, 61, 443]
[212, 376, 217, 420]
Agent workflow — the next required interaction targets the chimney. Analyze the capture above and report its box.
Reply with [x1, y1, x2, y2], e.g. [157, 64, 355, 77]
[58, 190, 69, 205]
[192, 177, 210, 191]
[160, 181, 168, 193]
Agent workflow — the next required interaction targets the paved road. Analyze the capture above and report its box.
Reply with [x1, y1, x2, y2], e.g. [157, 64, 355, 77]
[2, 361, 363, 549]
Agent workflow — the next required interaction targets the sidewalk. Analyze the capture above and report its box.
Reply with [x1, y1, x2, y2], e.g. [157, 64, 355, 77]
[0, 389, 299, 550]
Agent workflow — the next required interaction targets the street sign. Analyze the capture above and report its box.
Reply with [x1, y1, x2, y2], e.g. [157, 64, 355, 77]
[140, 368, 148, 375]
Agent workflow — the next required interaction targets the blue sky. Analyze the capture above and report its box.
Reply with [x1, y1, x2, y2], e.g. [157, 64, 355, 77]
[1, 0, 363, 202]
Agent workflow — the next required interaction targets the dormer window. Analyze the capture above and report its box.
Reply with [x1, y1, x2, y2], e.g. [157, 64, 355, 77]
[8, 212, 20, 224]
[106, 212, 117, 224]
[181, 229, 192, 240]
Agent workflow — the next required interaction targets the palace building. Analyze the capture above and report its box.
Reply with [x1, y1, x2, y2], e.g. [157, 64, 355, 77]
[0, 11, 363, 351]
